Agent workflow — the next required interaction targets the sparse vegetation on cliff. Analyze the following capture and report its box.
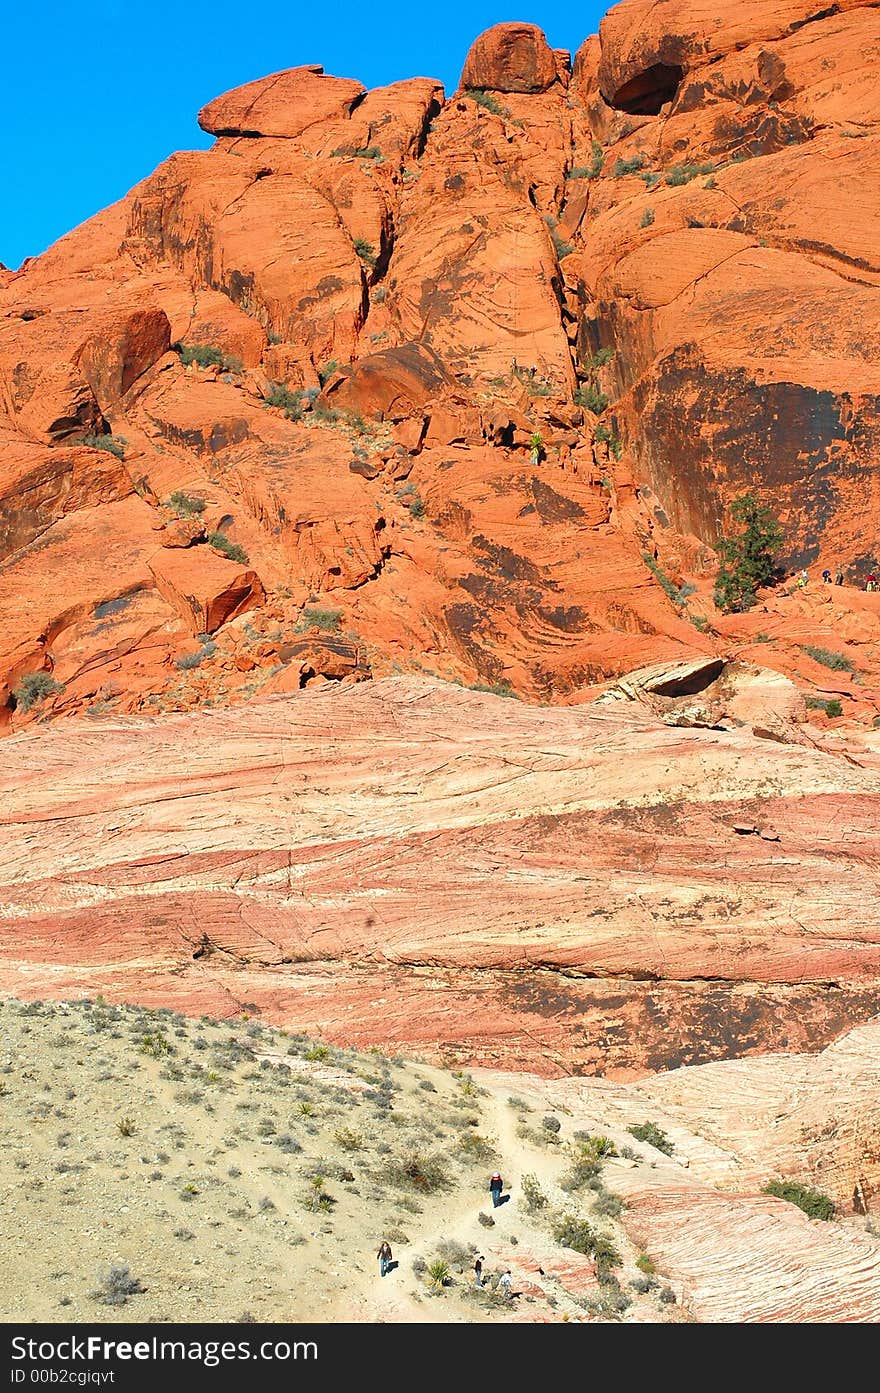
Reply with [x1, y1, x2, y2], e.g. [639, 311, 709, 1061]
[762, 1180, 836, 1221]
[13, 671, 63, 712]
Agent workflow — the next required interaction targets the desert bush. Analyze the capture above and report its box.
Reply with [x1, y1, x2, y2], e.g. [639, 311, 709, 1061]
[636, 1253, 656, 1274]
[666, 161, 715, 186]
[593, 1188, 625, 1218]
[167, 490, 205, 518]
[116, 1117, 136, 1137]
[92, 1264, 145, 1306]
[458, 1132, 494, 1162]
[206, 531, 248, 564]
[659, 1286, 677, 1304]
[334, 1126, 363, 1152]
[801, 645, 854, 673]
[642, 552, 693, 607]
[436, 1239, 475, 1268]
[542, 1115, 561, 1134]
[266, 383, 306, 420]
[137, 1030, 171, 1058]
[521, 1173, 547, 1214]
[464, 89, 508, 117]
[551, 1213, 596, 1256]
[477, 1211, 495, 1228]
[805, 695, 843, 716]
[762, 1179, 836, 1220]
[13, 672, 63, 712]
[178, 344, 223, 368]
[297, 607, 341, 634]
[614, 153, 647, 177]
[574, 382, 609, 413]
[392, 1152, 450, 1193]
[354, 239, 377, 268]
[640, 207, 655, 228]
[80, 433, 124, 459]
[627, 1121, 674, 1155]
[468, 680, 518, 699]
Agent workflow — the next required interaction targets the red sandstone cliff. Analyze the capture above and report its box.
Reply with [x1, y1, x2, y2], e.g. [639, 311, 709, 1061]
[2, 4, 880, 731]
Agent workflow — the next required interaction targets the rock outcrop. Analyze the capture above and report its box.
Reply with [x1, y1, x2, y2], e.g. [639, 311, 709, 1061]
[3, 5, 880, 731]
[2, 677, 880, 1078]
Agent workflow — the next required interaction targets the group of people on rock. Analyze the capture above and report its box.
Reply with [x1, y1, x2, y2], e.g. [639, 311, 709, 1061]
[801, 566, 878, 591]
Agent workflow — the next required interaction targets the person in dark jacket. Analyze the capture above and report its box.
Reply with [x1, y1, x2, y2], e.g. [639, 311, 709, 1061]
[489, 1171, 504, 1207]
[377, 1240, 392, 1277]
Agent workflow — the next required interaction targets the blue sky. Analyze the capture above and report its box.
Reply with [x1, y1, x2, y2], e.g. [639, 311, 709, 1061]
[1, 1, 610, 269]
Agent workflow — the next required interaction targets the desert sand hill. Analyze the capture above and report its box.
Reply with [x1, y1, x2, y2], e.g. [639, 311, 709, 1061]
[1, 998, 878, 1324]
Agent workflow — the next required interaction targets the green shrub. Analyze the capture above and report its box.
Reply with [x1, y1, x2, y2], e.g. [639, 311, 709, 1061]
[714, 492, 783, 612]
[520, 1172, 547, 1214]
[179, 344, 223, 368]
[640, 171, 662, 189]
[206, 531, 248, 565]
[642, 553, 692, 608]
[393, 1152, 450, 1193]
[426, 1258, 450, 1288]
[13, 671, 63, 712]
[593, 1188, 624, 1218]
[762, 1180, 835, 1220]
[636, 1253, 656, 1275]
[468, 680, 518, 699]
[266, 383, 305, 420]
[551, 229, 574, 259]
[80, 433, 125, 459]
[805, 695, 843, 717]
[574, 382, 609, 413]
[178, 343, 241, 372]
[167, 491, 205, 518]
[353, 146, 382, 160]
[354, 239, 377, 268]
[595, 423, 623, 458]
[297, 606, 342, 633]
[640, 207, 655, 228]
[464, 89, 508, 117]
[409, 496, 426, 520]
[585, 347, 614, 370]
[801, 645, 854, 673]
[666, 161, 715, 186]
[627, 1121, 674, 1155]
[551, 1213, 595, 1255]
[614, 153, 647, 177]
[317, 360, 340, 386]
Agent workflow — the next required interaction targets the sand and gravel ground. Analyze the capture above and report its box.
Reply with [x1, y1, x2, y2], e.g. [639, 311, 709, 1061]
[0, 997, 680, 1324]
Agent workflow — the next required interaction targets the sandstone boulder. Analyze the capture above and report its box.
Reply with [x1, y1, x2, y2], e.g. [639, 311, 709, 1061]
[198, 65, 366, 139]
[460, 23, 558, 94]
[148, 546, 265, 634]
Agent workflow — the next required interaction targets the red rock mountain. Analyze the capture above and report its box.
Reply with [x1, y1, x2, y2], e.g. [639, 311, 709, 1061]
[3, 2, 880, 731]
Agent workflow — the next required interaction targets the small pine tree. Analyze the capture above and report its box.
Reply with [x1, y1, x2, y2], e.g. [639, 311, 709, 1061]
[714, 493, 783, 612]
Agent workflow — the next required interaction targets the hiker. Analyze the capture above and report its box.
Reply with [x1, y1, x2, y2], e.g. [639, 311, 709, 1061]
[498, 1270, 513, 1299]
[489, 1171, 504, 1207]
[474, 1255, 484, 1288]
[822, 568, 832, 584]
[376, 1240, 393, 1278]
[867, 574, 877, 593]
[798, 568, 809, 588]
[835, 568, 844, 586]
